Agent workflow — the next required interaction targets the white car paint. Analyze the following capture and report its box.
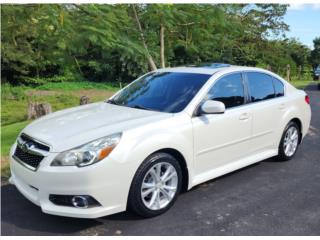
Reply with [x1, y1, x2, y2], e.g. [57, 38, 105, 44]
[9, 66, 311, 218]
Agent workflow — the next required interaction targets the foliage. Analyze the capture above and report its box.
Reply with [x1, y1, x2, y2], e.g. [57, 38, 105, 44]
[1, 4, 316, 85]
[310, 37, 320, 69]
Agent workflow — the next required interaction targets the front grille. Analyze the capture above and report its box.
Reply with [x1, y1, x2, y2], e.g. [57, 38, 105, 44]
[14, 145, 45, 170]
[20, 134, 50, 151]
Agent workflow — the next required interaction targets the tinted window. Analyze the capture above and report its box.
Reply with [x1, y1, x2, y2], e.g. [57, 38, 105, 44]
[273, 78, 284, 97]
[112, 72, 210, 113]
[247, 72, 275, 102]
[206, 73, 245, 108]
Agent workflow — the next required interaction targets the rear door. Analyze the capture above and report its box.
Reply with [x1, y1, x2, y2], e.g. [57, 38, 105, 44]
[244, 72, 285, 154]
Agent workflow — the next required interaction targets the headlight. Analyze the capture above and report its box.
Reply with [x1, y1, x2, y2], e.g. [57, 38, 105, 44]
[51, 133, 122, 167]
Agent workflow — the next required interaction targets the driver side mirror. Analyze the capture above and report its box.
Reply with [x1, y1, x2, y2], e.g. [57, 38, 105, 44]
[200, 100, 225, 115]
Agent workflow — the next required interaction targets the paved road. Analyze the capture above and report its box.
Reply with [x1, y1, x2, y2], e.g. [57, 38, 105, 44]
[1, 84, 320, 236]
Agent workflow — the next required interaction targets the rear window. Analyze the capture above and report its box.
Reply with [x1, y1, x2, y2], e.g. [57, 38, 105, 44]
[273, 78, 284, 97]
[247, 72, 275, 102]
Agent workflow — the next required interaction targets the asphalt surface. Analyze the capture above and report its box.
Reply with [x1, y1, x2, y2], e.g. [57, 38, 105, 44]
[1, 84, 320, 236]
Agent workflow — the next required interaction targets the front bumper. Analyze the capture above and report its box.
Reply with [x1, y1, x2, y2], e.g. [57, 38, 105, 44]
[9, 144, 131, 218]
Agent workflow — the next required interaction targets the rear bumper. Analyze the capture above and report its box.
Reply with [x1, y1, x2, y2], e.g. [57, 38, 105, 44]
[9, 145, 131, 218]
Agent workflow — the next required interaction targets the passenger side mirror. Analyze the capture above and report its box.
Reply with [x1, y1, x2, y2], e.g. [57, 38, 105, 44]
[200, 100, 225, 114]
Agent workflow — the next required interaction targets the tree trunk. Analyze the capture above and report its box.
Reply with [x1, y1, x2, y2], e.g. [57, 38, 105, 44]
[27, 102, 52, 120]
[267, 64, 271, 71]
[132, 4, 157, 71]
[286, 64, 291, 81]
[80, 96, 90, 105]
[160, 24, 165, 68]
[298, 65, 302, 80]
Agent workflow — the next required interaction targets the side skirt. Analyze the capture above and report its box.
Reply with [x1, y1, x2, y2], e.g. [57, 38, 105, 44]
[191, 149, 278, 187]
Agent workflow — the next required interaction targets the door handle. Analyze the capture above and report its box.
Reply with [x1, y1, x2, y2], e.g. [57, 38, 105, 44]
[239, 113, 249, 120]
[279, 103, 285, 110]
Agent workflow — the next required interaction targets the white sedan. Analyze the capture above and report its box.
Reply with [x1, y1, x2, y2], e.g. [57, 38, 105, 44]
[9, 64, 311, 218]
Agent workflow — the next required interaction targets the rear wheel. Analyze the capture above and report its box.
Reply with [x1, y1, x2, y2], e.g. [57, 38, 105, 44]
[276, 121, 300, 161]
[128, 152, 182, 218]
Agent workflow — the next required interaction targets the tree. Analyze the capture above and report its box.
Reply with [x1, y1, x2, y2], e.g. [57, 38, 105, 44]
[131, 4, 157, 71]
[310, 37, 320, 68]
[1, 4, 313, 85]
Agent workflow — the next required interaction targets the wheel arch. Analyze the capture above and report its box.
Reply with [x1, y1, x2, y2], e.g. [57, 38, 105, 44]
[289, 117, 303, 143]
[153, 148, 189, 192]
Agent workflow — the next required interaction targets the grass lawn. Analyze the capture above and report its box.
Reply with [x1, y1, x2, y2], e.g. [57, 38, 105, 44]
[1, 121, 30, 178]
[1, 81, 119, 126]
[290, 78, 315, 89]
[1, 81, 119, 179]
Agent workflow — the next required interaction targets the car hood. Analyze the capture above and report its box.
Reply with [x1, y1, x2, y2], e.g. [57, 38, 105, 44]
[22, 102, 172, 152]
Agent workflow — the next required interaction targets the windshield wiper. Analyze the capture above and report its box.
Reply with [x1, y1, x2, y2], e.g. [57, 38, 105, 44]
[106, 99, 118, 105]
[131, 105, 153, 111]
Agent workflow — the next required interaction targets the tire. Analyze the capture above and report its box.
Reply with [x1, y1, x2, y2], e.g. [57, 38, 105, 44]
[276, 121, 301, 161]
[128, 152, 182, 218]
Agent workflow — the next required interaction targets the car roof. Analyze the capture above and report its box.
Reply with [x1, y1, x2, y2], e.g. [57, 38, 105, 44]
[156, 65, 270, 75]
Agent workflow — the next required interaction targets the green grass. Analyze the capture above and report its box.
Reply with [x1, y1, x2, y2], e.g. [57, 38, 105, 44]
[1, 121, 30, 156]
[1, 121, 30, 178]
[1, 82, 118, 126]
[1, 94, 81, 126]
[35, 81, 119, 91]
[290, 79, 314, 89]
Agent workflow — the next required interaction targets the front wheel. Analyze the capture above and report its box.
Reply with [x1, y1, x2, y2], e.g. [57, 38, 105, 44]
[128, 152, 182, 218]
[276, 121, 300, 161]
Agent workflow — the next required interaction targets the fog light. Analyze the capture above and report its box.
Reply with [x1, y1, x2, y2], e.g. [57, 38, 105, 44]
[71, 196, 89, 208]
[49, 194, 101, 208]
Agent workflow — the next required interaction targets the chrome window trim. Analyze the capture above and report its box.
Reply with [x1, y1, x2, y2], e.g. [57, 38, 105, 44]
[243, 70, 287, 98]
[192, 70, 288, 117]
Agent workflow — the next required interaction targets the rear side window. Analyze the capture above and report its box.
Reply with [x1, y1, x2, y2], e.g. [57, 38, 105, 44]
[247, 72, 275, 102]
[273, 78, 284, 97]
[206, 73, 245, 108]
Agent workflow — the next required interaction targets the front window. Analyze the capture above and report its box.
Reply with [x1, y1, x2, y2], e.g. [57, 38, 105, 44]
[205, 73, 245, 108]
[110, 72, 211, 113]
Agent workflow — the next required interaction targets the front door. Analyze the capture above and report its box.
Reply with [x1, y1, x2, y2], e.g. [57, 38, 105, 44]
[192, 72, 252, 177]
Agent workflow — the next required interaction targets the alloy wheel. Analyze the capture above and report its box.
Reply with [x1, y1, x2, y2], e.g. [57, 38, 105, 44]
[283, 126, 299, 157]
[141, 162, 178, 210]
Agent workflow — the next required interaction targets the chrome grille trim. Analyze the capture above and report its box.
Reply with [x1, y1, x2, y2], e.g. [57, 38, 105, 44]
[13, 134, 50, 171]
[12, 154, 38, 171]
[17, 137, 49, 157]
[20, 133, 51, 152]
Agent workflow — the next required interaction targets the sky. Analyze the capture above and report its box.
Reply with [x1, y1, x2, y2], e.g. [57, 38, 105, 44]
[284, 4, 320, 49]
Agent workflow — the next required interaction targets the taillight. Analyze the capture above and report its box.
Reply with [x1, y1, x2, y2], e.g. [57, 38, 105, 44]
[305, 95, 310, 104]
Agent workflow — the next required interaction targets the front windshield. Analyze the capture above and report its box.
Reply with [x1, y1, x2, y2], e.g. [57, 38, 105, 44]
[111, 72, 211, 113]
